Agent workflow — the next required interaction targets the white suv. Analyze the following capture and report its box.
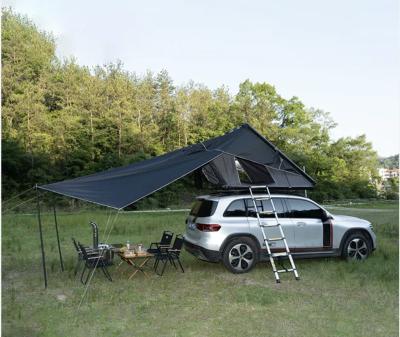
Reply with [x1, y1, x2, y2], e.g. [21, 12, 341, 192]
[184, 193, 377, 273]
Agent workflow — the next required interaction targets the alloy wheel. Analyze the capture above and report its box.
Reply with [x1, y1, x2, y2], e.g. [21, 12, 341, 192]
[228, 243, 254, 271]
[347, 238, 368, 260]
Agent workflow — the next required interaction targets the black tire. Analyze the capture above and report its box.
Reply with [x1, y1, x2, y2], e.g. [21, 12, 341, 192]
[341, 231, 372, 261]
[222, 237, 258, 274]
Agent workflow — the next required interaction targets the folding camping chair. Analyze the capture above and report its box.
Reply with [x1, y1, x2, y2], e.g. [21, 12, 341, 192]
[71, 237, 98, 276]
[147, 230, 174, 255]
[154, 234, 185, 276]
[78, 243, 113, 284]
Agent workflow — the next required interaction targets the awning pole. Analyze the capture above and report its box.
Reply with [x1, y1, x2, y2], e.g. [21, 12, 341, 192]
[303, 166, 308, 198]
[36, 185, 48, 288]
[53, 202, 64, 272]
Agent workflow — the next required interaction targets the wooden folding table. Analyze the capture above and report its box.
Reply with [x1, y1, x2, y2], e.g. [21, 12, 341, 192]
[117, 250, 154, 279]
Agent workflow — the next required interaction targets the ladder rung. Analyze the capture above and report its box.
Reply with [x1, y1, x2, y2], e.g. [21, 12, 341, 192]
[255, 197, 271, 201]
[271, 252, 288, 257]
[266, 237, 285, 242]
[249, 185, 267, 189]
[259, 210, 274, 215]
[277, 268, 295, 273]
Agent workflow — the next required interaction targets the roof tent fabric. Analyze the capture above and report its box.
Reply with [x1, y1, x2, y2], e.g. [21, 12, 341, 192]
[236, 158, 275, 185]
[38, 124, 315, 209]
[202, 153, 241, 186]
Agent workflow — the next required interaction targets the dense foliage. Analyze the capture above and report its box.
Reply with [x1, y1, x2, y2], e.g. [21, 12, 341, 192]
[378, 155, 399, 200]
[2, 9, 381, 205]
[379, 155, 399, 169]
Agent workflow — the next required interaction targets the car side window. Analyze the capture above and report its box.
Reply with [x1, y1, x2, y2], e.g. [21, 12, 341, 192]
[245, 199, 263, 217]
[286, 198, 324, 219]
[223, 199, 247, 217]
[271, 199, 287, 218]
[245, 198, 287, 218]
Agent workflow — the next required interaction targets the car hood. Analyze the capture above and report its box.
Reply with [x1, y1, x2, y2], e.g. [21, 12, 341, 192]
[332, 214, 370, 225]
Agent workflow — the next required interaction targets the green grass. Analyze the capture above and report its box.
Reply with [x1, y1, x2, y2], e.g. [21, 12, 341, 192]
[2, 203, 399, 337]
[324, 200, 398, 209]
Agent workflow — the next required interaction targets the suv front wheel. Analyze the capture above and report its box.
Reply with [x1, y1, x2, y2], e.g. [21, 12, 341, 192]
[222, 237, 258, 273]
[341, 231, 372, 261]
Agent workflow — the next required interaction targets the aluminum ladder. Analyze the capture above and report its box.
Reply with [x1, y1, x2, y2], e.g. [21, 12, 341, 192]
[248, 185, 300, 283]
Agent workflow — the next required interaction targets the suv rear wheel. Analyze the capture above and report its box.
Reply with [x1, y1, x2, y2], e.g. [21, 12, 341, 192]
[222, 237, 258, 273]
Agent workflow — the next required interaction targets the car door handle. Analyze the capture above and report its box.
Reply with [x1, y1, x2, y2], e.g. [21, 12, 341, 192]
[296, 222, 306, 226]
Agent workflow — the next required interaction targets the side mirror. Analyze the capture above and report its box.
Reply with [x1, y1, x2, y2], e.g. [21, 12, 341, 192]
[322, 210, 333, 221]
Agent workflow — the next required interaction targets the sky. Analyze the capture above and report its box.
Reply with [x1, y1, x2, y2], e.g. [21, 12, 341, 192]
[4, 0, 399, 157]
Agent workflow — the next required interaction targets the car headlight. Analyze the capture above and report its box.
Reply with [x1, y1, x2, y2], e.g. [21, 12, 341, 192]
[369, 224, 374, 231]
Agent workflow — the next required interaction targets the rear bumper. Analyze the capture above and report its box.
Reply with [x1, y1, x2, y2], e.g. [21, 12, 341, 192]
[184, 239, 220, 262]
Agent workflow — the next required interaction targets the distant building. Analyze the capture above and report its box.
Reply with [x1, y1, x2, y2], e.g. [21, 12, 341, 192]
[378, 167, 400, 181]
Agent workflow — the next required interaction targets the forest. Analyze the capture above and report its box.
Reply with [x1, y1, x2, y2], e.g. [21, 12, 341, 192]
[1, 9, 391, 207]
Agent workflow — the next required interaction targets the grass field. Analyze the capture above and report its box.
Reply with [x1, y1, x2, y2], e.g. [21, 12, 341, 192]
[2, 202, 399, 337]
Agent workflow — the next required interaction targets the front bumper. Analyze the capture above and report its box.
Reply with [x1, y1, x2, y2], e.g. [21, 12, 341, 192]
[184, 239, 221, 262]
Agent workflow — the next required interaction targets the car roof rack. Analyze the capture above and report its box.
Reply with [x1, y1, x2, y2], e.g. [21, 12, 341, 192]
[209, 187, 307, 197]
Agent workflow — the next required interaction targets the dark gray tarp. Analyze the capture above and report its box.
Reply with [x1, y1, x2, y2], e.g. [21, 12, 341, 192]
[38, 124, 315, 209]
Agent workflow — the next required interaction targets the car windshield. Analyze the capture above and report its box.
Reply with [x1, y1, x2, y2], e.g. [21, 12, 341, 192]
[190, 199, 217, 217]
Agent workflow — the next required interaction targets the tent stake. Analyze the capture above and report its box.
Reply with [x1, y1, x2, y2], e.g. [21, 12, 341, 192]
[53, 202, 64, 272]
[36, 186, 48, 288]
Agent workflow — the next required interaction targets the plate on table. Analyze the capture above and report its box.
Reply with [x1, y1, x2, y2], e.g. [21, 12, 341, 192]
[123, 251, 136, 258]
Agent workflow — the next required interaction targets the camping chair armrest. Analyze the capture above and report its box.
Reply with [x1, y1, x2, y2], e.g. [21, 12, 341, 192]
[156, 243, 171, 249]
[95, 248, 111, 258]
[149, 242, 160, 249]
[166, 249, 181, 257]
[82, 247, 98, 253]
[86, 255, 105, 261]
[86, 249, 104, 257]
[86, 251, 99, 256]
[157, 244, 171, 253]
[86, 248, 109, 255]
[153, 246, 170, 256]
[88, 247, 108, 254]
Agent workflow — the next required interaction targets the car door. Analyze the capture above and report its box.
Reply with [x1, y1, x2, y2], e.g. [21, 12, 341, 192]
[222, 199, 250, 235]
[285, 198, 324, 249]
[246, 197, 295, 250]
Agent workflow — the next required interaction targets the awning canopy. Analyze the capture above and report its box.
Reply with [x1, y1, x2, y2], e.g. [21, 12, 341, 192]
[38, 124, 315, 209]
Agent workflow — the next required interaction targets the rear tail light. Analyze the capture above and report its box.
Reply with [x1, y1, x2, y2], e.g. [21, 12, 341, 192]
[196, 223, 221, 232]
